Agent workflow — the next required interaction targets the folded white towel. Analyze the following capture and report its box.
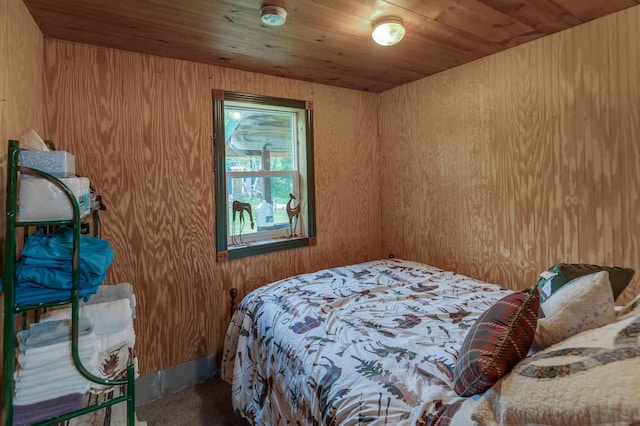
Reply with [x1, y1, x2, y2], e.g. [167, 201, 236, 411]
[14, 353, 99, 405]
[42, 298, 133, 335]
[84, 282, 137, 319]
[96, 324, 136, 353]
[17, 318, 93, 349]
[15, 347, 96, 380]
[16, 363, 94, 388]
[17, 338, 96, 367]
[14, 376, 92, 405]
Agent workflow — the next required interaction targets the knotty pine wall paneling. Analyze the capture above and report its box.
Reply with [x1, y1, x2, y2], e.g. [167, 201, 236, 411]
[43, 40, 382, 374]
[379, 6, 640, 305]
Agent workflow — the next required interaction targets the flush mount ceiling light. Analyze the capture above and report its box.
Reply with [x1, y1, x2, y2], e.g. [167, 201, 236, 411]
[372, 17, 406, 46]
[260, 5, 287, 26]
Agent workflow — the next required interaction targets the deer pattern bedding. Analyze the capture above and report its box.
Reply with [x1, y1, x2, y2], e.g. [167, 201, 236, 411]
[221, 259, 511, 425]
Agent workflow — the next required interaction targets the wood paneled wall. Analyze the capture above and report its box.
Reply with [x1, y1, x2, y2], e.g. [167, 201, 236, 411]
[0, 0, 44, 251]
[42, 40, 382, 374]
[379, 6, 640, 305]
[0, 0, 44, 401]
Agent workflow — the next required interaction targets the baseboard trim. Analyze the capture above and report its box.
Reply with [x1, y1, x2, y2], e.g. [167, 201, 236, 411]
[135, 353, 220, 406]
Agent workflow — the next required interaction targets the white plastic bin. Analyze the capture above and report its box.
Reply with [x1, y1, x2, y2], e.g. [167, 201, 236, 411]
[19, 177, 90, 221]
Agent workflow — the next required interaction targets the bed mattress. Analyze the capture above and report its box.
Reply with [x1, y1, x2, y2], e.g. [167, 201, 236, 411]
[222, 259, 511, 425]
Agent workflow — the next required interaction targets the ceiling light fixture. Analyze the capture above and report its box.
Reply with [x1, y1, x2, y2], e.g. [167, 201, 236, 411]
[260, 5, 287, 27]
[372, 17, 406, 46]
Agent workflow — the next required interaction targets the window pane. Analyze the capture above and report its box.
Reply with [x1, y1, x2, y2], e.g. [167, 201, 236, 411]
[227, 174, 299, 243]
[225, 108, 296, 172]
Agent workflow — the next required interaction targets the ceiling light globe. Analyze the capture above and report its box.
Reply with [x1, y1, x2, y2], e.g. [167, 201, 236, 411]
[372, 19, 406, 46]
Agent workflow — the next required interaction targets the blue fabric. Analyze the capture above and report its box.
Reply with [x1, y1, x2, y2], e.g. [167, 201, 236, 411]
[13, 227, 114, 305]
[14, 287, 100, 306]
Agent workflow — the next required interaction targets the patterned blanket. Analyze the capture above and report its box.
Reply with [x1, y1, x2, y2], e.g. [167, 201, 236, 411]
[222, 259, 511, 425]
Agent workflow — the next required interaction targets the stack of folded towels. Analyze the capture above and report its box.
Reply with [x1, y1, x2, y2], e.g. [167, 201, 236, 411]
[13, 318, 98, 425]
[12, 283, 137, 425]
[41, 282, 138, 393]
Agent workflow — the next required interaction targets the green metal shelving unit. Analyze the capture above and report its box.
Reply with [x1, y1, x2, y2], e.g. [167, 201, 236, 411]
[2, 140, 135, 425]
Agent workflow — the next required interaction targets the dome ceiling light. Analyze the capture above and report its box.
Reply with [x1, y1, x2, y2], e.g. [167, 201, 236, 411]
[260, 5, 287, 27]
[372, 17, 406, 46]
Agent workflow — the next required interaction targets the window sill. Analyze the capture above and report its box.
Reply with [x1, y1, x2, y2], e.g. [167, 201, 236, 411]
[219, 236, 315, 261]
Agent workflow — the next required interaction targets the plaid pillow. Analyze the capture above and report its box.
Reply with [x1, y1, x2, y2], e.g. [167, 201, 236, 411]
[453, 287, 539, 397]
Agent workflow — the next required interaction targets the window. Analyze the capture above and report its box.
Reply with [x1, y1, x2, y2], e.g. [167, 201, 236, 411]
[212, 90, 316, 261]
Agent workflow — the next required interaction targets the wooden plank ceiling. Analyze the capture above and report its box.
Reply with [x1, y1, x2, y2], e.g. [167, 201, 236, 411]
[24, 0, 640, 92]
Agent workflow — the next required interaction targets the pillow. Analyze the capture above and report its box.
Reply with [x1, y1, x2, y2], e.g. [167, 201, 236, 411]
[536, 263, 634, 302]
[472, 311, 640, 425]
[533, 271, 616, 348]
[453, 287, 539, 397]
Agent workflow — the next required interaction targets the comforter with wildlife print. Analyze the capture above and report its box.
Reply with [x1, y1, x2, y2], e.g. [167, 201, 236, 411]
[221, 258, 511, 425]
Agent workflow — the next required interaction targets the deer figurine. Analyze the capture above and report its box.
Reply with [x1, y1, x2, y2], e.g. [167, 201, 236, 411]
[231, 200, 254, 244]
[286, 193, 301, 237]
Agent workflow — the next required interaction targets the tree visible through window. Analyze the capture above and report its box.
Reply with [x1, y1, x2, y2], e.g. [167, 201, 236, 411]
[212, 90, 316, 261]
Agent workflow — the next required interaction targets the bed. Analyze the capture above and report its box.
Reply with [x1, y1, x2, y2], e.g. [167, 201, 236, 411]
[221, 258, 640, 425]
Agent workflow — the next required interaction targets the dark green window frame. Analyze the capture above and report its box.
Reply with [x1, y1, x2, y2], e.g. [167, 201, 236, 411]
[212, 90, 317, 261]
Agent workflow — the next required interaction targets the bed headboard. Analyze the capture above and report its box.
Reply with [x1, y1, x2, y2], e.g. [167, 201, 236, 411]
[230, 288, 238, 317]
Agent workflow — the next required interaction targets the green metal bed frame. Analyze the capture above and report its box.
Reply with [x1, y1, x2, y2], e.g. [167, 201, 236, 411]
[2, 140, 135, 425]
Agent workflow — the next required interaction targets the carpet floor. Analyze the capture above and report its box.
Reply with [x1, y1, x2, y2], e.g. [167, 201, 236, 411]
[135, 377, 249, 426]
